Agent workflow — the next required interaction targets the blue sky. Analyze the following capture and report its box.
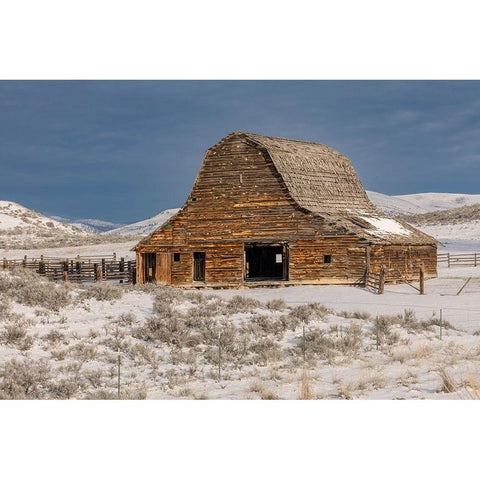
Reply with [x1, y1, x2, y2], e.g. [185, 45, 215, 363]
[1, 80, 480, 223]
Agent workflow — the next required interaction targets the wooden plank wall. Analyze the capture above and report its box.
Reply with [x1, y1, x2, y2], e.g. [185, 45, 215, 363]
[289, 238, 366, 283]
[370, 245, 437, 282]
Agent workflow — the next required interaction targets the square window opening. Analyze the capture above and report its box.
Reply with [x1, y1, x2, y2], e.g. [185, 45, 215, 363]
[173, 252, 180, 262]
[323, 254, 332, 264]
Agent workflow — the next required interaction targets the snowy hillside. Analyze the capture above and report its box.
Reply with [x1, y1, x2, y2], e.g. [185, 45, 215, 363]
[367, 191, 480, 251]
[366, 191, 427, 216]
[0, 201, 89, 249]
[401, 203, 480, 250]
[0, 201, 83, 235]
[367, 190, 480, 217]
[106, 208, 180, 236]
[395, 192, 480, 212]
[52, 216, 125, 233]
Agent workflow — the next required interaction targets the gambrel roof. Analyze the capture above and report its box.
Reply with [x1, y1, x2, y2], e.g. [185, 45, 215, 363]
[136, 132, 436, 248]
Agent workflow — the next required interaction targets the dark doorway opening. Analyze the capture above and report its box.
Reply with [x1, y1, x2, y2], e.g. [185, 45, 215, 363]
[193, 252, 206, 281]
[244, 244, 288, 281]
[142, 253, 156, 283]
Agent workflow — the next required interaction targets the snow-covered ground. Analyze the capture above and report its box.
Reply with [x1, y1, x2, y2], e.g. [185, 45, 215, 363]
[1, 264, 480, 400]
[415, 221, 480, 248]
[212, 264, 480, 334]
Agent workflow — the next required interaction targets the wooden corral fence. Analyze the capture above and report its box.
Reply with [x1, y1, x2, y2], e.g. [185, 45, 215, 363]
[2, 254, 136, 284]
[438, 252, 479, 267]
[365, 268, 385, 294]
[365, 265, 425, 295]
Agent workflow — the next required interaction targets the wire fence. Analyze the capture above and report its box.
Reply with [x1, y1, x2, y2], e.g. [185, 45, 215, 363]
[276, 298, 480, 334]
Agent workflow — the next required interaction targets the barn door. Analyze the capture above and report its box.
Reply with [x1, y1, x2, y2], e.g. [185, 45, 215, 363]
[156, 252, 172, 284]
[142, 253, 156, 283]
[193, 252, 205, 281]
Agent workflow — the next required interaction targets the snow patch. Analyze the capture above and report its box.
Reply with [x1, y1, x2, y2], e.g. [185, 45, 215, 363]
[359, 216, 412, 237]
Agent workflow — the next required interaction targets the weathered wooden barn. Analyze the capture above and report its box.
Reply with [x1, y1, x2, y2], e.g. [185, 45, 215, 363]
[135, 132, 437, 287]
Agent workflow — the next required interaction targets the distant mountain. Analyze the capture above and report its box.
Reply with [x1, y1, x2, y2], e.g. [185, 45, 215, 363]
[394, 192, 480, 212]
[51, 216, 125, 233]
[366, 191, 427, 216]
[105, 208, 180, 236]
[1, 201, 83, 235]
[0, 200, 92, 249]
[367, 191, 480, 217]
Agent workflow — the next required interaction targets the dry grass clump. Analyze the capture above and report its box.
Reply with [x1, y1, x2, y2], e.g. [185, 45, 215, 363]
[438, 367, 458, 393]
[247, 314, 286, 339]
[0, 302, 34, 350]
[0, 357, 52, 399]
[0, 269, 72, 311]
[390, 342, 436, 364]
[288, 303, 331, 329]
[251, 338, 282, 365]
[137, 314, 193, 347]
[339, 310, 371, 320]
[79, 283, 123, 302]
[265, 299, 287, 311]
[42, 329, 67, 346]
[297, 323, 363, 361]
[400, 309, 452, 333]
[68, 342, 98, 362]
[372, 316, 401, 346]
[225, 295, 262, 314]
[188, 298, 225, 321]
[114, 312, 137, 327]
[355, 372, 388, 392]
[260, 389, 279, 400]
[300, 369, 313, 399]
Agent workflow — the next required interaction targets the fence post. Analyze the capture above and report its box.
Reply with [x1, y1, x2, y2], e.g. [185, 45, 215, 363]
[23, 255, 27, 267]
[376, 316, 380, 350]
[62, 271, 68, 282]
[419, 265, 425, 295]
[302, 324, 306, 362]
[440, 308, 443, 340]
[218, 333, 221, 382]
[2, 257, 7, 269]
[475, 253, 477, 267]
[117, 349, 121, 398]
[113, 252, 117, 262]
[101, 258, 106, 278]
[447, 253, 450, 268]
[378, 266, 385, 294]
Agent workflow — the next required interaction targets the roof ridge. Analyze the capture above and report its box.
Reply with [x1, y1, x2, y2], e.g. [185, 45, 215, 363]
[237, 131, 336, 149]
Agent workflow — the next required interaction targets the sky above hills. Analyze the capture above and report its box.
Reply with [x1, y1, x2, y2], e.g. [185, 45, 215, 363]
[1, 80, 480, 223]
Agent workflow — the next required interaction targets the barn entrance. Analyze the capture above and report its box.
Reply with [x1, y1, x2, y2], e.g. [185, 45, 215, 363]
[244, 243, 288, 281]
[142, 253, 156, 283]
[193, 251, 206, 281]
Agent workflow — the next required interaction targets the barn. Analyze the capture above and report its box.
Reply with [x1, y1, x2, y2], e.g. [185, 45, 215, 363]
[134, 132, 437, 287]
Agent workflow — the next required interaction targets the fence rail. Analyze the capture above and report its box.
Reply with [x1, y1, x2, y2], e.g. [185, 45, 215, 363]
[438, 252, 479, 267]
[2, 254, 136, 284]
